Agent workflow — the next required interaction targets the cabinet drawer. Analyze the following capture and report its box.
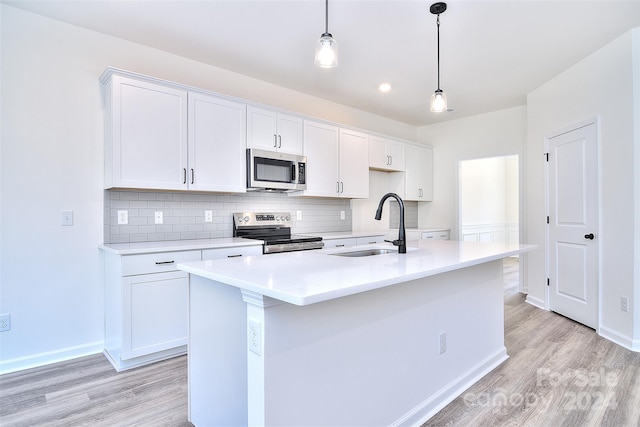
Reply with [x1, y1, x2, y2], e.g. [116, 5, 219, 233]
[202, 245, 262, 260]
[422, 231, 450, 240]
[356, 236, 385, 245]
[122, 250, 201, 276]
[323, 238, 357, 248]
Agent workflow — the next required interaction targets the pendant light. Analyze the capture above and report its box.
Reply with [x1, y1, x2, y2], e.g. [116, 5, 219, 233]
[429, 2, 447, 112]
[315, 0, 338, 68]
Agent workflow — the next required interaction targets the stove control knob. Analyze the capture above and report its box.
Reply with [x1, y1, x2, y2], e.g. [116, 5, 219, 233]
[285, 216, 291, 221]
[244, 216, 250, 223]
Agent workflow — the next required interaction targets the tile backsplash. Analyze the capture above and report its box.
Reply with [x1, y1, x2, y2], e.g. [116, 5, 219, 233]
[104, 190, 417, 244]
[104, 190, 353, 244]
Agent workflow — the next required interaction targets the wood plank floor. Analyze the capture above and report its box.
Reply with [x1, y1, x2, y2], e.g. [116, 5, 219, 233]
[1, 258, 639, 426]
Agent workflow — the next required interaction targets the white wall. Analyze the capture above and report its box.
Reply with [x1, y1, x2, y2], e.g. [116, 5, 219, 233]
[417, 106, 527, 237]
[526, 28, 639, 350]
[0, 5, 416, 372]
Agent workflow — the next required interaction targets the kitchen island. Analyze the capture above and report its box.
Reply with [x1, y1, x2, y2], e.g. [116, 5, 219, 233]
[178, 240, 535, 426]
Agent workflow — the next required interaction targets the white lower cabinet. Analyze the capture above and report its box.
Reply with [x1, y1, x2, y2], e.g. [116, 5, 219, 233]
[121, 270, 189, 360]
[202, 245, 263, 260]
[422, 230, 450, 240]
[104, 249, 201, 371]
[323, 238, 357, 248]
[356, 235, 386, 245]
[103, 244, 264, 371]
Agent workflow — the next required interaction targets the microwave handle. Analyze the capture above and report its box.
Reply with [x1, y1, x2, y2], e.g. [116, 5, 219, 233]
[291, 164, 297, 181]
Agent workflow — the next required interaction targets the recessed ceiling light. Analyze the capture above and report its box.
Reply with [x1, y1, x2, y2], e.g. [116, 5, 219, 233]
[378, 83, 391, 93]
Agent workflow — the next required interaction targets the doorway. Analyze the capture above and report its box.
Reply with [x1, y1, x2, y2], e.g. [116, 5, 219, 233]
[458, 155, 520, 291]
[459, 155, 519, 245]
[546, 121, 599, 329]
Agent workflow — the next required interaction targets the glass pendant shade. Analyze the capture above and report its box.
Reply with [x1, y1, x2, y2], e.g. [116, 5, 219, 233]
[315, 33, 338, 68]
[430, 89, 447, 112]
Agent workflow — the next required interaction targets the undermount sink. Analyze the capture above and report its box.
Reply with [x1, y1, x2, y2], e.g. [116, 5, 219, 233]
[330, 248, 398, 257]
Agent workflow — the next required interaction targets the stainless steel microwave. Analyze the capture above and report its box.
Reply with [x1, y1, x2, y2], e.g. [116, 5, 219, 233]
[246, 149, 307, 192]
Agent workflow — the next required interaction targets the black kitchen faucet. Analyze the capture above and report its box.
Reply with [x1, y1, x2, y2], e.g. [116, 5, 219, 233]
[374, 193, 406, 254]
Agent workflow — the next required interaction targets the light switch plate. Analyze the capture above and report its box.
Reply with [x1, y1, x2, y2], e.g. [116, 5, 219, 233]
[60, 210, 73, 226]
[154, 211, 163, 224]
[117, 210, 128, 225]
[248, 319, 262, 356]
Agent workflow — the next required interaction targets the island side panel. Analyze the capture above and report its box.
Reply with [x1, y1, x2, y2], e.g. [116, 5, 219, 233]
[189, 275, 248, 426]
[256, 260, 506, 426]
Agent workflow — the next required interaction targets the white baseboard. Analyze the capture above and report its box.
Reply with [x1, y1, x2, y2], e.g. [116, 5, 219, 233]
[525, 294, 547, 310]
[599, 326, 640, 352]
[391, 347, 509, 426]
[0, 341, 103, 375]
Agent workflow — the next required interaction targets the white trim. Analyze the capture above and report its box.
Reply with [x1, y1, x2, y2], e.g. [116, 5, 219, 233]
[391, 348, 509, 427]
[0, 341, 103, 375]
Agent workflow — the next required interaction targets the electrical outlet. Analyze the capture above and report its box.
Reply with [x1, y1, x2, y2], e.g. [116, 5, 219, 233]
[340, 210, 345, 220]
[0, 314, 11, 332]
[60, 210, 73, 226]
[204, 210, 213, 223]
[621, 296, 629, 312]
[296, 210, 302, 221]
[439, 332, 446, 354]
[117, 210, 128, 225]
[154, 211, 163, 224]
[248, 319, 262, 355]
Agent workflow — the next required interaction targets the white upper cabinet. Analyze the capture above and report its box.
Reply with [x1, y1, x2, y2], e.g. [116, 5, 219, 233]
[247, 106, 303, 155]
[188, 92, 246, 192]
[404, 144, 433, 201]
[103, 75, 188, 190]
[338, 128, 369, 198]
[301, 122, 369, 198]
[102, 70, 246, 192]
[369, 136, 405, 172]
[302, 120, 340, 197]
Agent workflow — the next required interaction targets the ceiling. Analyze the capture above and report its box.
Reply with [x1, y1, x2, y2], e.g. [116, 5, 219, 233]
[4, 0, 640, 126]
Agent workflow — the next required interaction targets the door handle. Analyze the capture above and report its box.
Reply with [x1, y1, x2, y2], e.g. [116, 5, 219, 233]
[584, 233, 595, 240]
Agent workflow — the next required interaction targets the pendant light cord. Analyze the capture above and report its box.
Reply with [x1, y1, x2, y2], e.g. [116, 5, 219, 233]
[325, 0, 329, 34]
[436, 14, 441, 90]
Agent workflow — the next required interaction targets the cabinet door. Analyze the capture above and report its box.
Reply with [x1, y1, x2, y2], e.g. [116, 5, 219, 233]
[247, 106, 278, 151]
[188, 92, 246, 192]
[122, 270, 188, 359]
[302, 120, 339, 197]
[368, 136, 389, 170]
[405, 145, 433, 201]
[387, 141, 406, 172]
[339, 129, 369, 198]
[107, 76, 188, 190]
[276, 113, 303, 155]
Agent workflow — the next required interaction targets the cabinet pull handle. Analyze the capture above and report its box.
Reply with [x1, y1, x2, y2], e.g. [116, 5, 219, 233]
[227, 254, 243, 258]
[273, 134, 278, 148]
[335, 244, 345, 247]
[340, 182, 344, 193]
[368, 241, 376, 244]
[155, 260, 175, 265]
[183, 168, 187, 184]
[191, 168, 195, 184]
[336, 181, 340, 193]
[389, 155, 392, 166]
[278, 135, 282, 148]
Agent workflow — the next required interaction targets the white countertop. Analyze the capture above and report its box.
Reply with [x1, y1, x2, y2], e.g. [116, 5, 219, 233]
[178, 240, 536, 306]
[99, 238, 261, 255]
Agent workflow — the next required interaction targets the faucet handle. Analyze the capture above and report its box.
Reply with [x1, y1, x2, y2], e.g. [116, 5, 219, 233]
[385, 239, 403, 247]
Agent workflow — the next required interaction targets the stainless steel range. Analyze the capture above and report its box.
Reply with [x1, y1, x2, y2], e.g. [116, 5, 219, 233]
[233, 212, 323, 254]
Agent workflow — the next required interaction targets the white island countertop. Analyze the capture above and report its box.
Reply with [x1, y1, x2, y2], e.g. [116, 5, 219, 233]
[178, 240, 535, 306]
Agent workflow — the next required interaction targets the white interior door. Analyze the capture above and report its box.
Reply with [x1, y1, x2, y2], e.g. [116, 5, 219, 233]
[548, 122, 598, 328]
